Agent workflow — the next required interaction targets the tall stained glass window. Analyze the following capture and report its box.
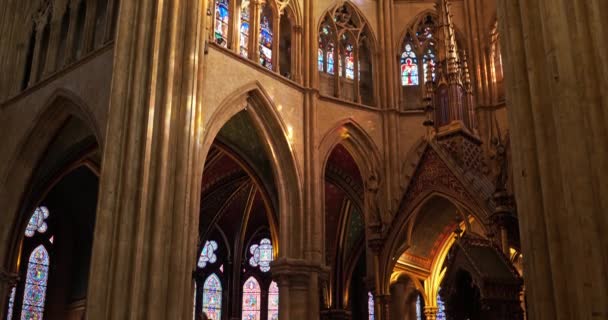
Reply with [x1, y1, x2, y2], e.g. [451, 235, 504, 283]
[6, 286, 16, 320]
[368, 292, 375, 320]
[242, 277, 261, 320]
[203, 274, 223, 320]
[25, 206, 49, 237]
[214, 0, 229, 47]
[318, 48, 324, 71]
[436, 290, 446, 320]
[423, 46, 437, 82]
[326, 43, 335, 75]
[259, 12, 273, 70]
[240, 0, 250, 57]
[416, 294, 423, 320]
[344, 44, 355, 79]
[267, 281, 279, 320]
[249, 238, 273, 272]
[198, 240, 219, 269]
[401, 43, 419, 86]
[20, 245, 50, 320]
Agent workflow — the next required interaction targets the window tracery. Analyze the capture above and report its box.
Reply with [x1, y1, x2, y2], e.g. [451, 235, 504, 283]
[25, 206, 49, 238]
[249, 238, 273, 272]
[198, 240, 219, 269]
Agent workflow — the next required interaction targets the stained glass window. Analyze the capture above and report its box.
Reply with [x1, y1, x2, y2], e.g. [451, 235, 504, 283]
[436, 290, 446, 320]
[242, 277, 261, 320]
[423, 46, 437, 82]
[240, 0, 250, 58]
[318, 48, 324, 71]
[198, 240, 219, 269]
[401, 43, 419, 86]
[248, 238, 273, 272]
[327, 43, 335, 75]
[203, 274, 223, 320]
[416, 294, 423, 320]
[193, 282, 197, 320]
[25, 206, 49, 237]
[417, 15, 435, 42]
[344, 44, 354, 79]
[368, 292, 375, 320]
[267, 281, 279, 320]
[259, 12, 273, 70]
[20, 245, 49, 320]
[6, 286, 16, 320]
[214, 0, 229, 47]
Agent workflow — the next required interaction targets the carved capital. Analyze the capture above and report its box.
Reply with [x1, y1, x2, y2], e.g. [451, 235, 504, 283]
[271, 258, 330, 289]
[423, 306, 438, 320]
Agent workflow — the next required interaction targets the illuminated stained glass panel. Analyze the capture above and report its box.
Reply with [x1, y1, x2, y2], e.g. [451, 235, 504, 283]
[242, 277, 260, 320]
[267, 281, 279, 320]
[344, 44, 354, 79]
[401, 43, 419, 86]
[259, 13, 273, 70]
[327, 44, 335, 75]
[6, 286, 16, 320]
[368, 292, 375, 320]
[240, 1, 250, 58]
[214, 0, 229, 47]
[249, 238, 273, 272]
[437, 290, 446, 320]
[318, 48, 324, 71]
[203, 274, 222, 320]
[423, 46, 437, 82]
[416, 294, 423, 320]
[20, 245, 49, 320]
[25, 206, 49, 237]
[198, 240, 219, 269]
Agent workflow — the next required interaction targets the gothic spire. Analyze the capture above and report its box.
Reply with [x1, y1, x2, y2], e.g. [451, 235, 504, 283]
[435, 0, 460, 84]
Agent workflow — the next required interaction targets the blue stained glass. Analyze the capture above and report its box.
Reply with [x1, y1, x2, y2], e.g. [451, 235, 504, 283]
[368, 292, 375, 320]
[6, 286, 16, 320]
[259, 13, 273, 70]
[267, 281, 279, 320]
[248, 238, 273, 272]
[240, 1, 250, 57]
[242, 277, 260, 320]
[25, 207, 49, 238]
[401, 43, 419, 86]
[318, 48, 324, 71]
[20, 245, 49, 320]
[416, 295, 423, 320]
[198, 240, 219, 269]
[214, 0, 229, 47]
[203, 274, 222, 320]
[437, 290, 446, 320]
[327, 44, 335, 75]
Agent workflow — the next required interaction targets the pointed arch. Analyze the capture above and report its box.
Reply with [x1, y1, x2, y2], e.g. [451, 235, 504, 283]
[200, 82, 303, 259]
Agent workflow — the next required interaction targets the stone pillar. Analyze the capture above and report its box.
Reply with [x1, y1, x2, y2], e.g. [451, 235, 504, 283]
[496, 0, 608, 319]
[28, 6, 50, 87]
[102, 0, 118, 43]
[249, 0, 263, 62]
[81, 0, 98, 54]
[389, 281, 407, 320]
[273, 259, 327, 320]
[84, 0, 207, 318]
[271, 12, 280, 72]
[376, 294, 391, 320]
[291, 25, 302, 83]
[63, 0, 82, 64]
[43, 0, 68, 75]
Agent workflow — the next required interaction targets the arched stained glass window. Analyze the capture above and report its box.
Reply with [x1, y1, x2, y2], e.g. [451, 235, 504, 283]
[214, 0, 229, 47]
[198, 240, 219, 269]
[436, 290, 446, 320]
[318, 48, 324, 71]
[327, 43, 335, 75]
[25, 206, 49, 237]
[240, 0, 250, 57]
[20, 245, 50, 320]
[423, 46, 437, 82]
[267, 281, 279, 320]
[259, 12, 273, 70]
[203, 274, 223, 320]
[249, 238, 273, 272]
[416, 294, 423, 320]
[6, 286, 16, 320]
[368, 292, 375, 320]
[401, 43, 419, 86]
[242, 277, 261, 320]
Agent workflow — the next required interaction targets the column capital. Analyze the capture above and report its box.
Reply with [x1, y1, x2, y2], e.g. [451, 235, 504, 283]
[271, 258, 329, 288]
[423, 306, 438, 320]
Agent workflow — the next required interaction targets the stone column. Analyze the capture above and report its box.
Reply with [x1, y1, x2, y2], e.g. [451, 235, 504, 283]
[63, 0, 82, 64]
[81, 0, 98, 54]
[43, 0, 69, 75]
[271, 12, 279, 72]
[496, 0, 608, 319]
[84, 0, 207, 318]
[249, 0, 263, 62]
[291, 25, 302, 83]
[273, 259, 327, 320]
[102, 0, 118, 43]
[389, 281, 407, 320]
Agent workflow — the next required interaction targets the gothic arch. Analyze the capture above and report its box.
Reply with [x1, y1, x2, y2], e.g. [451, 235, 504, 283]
[0, 89, 101, 270]
[319, 119, 382, 227]
[200, 81, 303, 258]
